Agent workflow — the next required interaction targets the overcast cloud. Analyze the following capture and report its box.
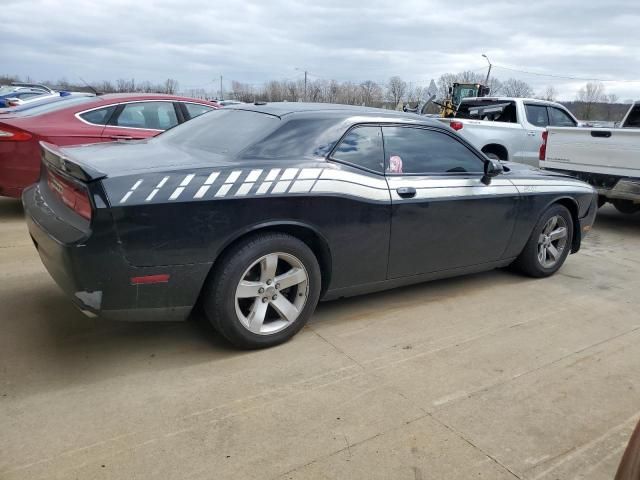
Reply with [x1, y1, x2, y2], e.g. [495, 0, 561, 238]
[3, 0, 640, 100]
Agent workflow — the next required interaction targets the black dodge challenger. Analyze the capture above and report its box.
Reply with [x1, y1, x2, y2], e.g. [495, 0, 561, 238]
[23, 103, 598, 348]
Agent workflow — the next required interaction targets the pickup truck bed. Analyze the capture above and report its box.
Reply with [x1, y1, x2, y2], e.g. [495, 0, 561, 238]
[540, 103, 640, 213]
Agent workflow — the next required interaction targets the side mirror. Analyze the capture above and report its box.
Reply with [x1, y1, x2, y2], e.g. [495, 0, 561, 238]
[481, 159, 504, 185]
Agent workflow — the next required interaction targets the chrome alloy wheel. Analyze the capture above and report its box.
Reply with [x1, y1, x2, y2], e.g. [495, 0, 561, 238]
[537, 215, 568, 268]
[234, 252, 309, 335]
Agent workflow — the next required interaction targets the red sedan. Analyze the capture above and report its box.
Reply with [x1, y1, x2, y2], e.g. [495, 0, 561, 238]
[0, 93, 219, 198]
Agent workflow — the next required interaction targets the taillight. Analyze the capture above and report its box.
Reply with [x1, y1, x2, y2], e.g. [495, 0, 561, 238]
[47, 171, 92, 220]
[450, 121, 464, 131]
[0, 124, 32, 141]
[539, 130, 548, 161]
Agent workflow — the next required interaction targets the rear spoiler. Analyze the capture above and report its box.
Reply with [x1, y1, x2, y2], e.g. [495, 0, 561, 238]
[40, 142, 106, 182]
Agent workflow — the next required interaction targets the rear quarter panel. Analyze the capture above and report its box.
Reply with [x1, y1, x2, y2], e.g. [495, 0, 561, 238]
[102, 162, 392, 292]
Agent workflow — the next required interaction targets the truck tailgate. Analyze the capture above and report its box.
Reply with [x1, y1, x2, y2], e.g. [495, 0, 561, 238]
[542, 127, 640, 177]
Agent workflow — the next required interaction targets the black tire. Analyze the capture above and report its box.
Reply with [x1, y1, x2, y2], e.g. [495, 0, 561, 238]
[612, 199, 640, 215]
[202, 232, 321, 349]
[513, 204, 574, 278]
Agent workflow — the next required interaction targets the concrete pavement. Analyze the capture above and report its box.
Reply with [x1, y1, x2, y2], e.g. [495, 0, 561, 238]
[1, 196, 638, 479]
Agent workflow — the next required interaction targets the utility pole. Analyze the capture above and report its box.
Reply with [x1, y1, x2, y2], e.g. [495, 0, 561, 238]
[482, 54, 492, 85]
[220, 75, 223, 101]
[295, 68, 308, 102]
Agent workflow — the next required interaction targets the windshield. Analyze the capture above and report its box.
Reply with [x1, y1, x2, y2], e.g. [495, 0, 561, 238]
[0, 96, 95, 115]
[157, 108, 280, 156]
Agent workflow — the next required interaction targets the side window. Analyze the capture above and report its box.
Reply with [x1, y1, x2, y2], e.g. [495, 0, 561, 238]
[79, 106, 116, 125]
[114, 102, 178, 130]
[548, 107, 576, 127]
[623, 105, 640, 128]
[382, 127, 484, 175]
[331, 126, 384, 172]
[184, 103, 214, 119]
[525, 104, 549, 127]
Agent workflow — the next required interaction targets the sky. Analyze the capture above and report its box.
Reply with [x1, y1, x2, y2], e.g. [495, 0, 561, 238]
[3, 0, 640, 101]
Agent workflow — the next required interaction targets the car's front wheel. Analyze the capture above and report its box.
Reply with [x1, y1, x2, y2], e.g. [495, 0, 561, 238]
[513, 204, 574, 278]
[202, 232, 321, 349]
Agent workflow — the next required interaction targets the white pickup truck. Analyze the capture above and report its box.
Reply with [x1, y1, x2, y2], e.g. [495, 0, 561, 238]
[540, 102, 640, 214]
[439, 97, 579, 167]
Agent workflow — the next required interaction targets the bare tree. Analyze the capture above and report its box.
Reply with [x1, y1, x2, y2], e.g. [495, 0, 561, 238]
[576, 82, 606, 120]
[163, 78, 179, 94]
[386, 76, 407, 109]
[359, 80, 382, 106]
[540, 85, 557, 101]
[500, 78, 534, 97]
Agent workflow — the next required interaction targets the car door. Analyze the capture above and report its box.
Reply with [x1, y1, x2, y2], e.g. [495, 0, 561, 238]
[383, 125, 520, 279]
[519, 103, 549, 167]
[103, 101, 180, 141]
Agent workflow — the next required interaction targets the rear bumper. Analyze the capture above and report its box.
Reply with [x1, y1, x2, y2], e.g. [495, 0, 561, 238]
[23, 184, 210, 322]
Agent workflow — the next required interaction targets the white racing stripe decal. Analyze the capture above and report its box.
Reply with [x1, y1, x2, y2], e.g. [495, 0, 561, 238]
[145, 176, 170, 202]
[214, 171, 242, 197]
[193, 171, 220, 199]
[235, 169, 263, 196]
[121, 166, 591, 205]
[120, 179, 143, 203]
[168, 173, 195, 201]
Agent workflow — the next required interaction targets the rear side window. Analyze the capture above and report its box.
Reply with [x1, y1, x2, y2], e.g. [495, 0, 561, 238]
[79, 106, 116, 125]
[548, 107, 576, 127]
[114, 102, 178, 130]
[623, 105, 640, 128]
[382, 126, 484, 175]
[457, 101, 517, 123]
[184, 103, 214, 119]
[331, 126, 384, 172]
[158, 109, 280, 155]
[525, 104, 549, 127]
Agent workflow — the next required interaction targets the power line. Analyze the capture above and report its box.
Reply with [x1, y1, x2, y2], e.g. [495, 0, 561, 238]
[493, 64, 640, 83]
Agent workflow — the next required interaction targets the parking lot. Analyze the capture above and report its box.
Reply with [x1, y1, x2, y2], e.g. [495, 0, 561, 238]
[0, 195, 638, 479]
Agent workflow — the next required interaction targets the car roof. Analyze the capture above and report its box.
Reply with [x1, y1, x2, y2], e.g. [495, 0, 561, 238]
[228, 102, 444, 126]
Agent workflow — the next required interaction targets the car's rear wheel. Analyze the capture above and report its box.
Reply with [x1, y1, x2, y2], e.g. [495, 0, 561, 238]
[202, 232, 321, 349]
[513, 204, 574, 278]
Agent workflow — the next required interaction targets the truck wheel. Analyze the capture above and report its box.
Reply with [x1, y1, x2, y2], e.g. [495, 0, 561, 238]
[613, 199, 640, 215]
[202, 232, 321, 349]
[513, 204, 574, 278]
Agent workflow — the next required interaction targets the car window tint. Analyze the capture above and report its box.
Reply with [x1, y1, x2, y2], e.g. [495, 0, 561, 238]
[525, 104, 549, 127]
[548, 107, 576, 127]
[382, 126, 484, 175]
[79, 106, 116, 125]
[331, 126, 384, 172]
[623, 105, 640, 128]
[115, 102, 178, 130]
[158, 109, 280, 155]
[184, 103, 214, 119]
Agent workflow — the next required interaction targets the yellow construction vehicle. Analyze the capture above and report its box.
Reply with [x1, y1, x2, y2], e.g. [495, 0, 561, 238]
[441, 82, 491, 117]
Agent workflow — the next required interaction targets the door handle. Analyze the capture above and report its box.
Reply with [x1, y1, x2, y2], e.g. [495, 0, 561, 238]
[110, 135, 135, 141]
[591, 130, 612, 138]
[396, 187, 416, 198]
[526, 131, 537, 136]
